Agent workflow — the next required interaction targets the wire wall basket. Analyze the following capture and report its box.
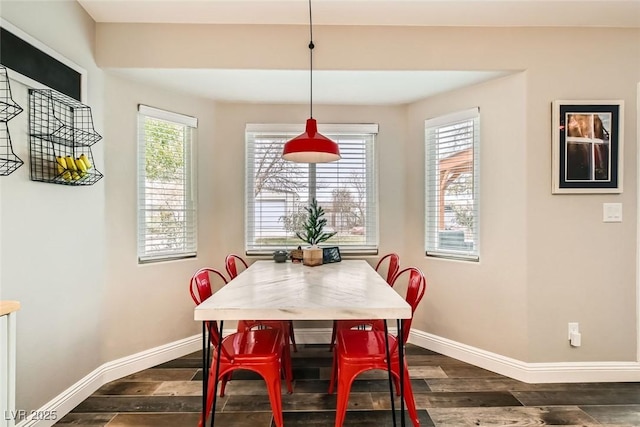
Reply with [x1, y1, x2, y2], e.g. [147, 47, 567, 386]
[0, 65, 24, 176]
[29, 89, 102, 185]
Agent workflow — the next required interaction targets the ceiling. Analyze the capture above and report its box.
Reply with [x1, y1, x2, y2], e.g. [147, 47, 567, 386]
[77, 0, 640, 27]
[78, 0, 640, 105]
[110, 69, 512, 106]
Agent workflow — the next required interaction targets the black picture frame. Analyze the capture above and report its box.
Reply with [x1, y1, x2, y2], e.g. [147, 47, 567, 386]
[322, 246, 341, 264]
[552, 100, 624, 194]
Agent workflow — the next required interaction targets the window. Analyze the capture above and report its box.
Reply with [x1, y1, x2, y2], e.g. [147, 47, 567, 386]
[425, 108, 479, 261]
[245, 123, 378, 254]
[137, 105, 197, 263]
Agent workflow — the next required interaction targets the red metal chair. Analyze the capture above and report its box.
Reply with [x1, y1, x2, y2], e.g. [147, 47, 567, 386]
[329, 253, 401, 350]
[224, 253, 249, 279]
[190, 267, 292, 394]
[226, 254, 298, 352]
[189, 268, 290, 427]
[328, 267, 426, 427]
[189, 267, 228, 305]
[375, 252, 400, 286]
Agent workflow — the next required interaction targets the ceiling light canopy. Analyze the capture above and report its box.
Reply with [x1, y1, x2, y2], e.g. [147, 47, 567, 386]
[282, 0, 340, 164]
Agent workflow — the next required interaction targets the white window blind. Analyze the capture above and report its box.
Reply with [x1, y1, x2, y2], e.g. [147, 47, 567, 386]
[137, 105, 197, 263]
[425, 108, 480, 261]
[245, 123, 378, 254]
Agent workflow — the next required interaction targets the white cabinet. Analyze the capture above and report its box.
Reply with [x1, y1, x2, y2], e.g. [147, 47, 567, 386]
[1, 301, 20, 427]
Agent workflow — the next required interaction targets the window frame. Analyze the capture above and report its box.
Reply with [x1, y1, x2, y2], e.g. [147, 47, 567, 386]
[424, 107, 480, 262]
[245, 123, 379, 255]
[137, 104, 198, 263]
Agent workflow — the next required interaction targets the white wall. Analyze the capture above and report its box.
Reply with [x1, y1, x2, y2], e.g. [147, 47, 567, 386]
[0, 0, 105, 412]
[521, 29, 638, 362]
[406, 72, 529, 360]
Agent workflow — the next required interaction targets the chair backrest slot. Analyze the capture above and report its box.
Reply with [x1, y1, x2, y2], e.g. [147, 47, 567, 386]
[375, 253, 400, 285]
[225, 254, 249, 279]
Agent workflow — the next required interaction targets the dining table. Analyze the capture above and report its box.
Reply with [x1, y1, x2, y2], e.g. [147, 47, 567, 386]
[193, 259, 412, 426]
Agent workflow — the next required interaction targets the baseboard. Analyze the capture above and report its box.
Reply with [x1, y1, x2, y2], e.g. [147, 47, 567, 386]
[17, 327, 640, 426]
[15, 335, 201, 427]
[409, 328, 640, 383]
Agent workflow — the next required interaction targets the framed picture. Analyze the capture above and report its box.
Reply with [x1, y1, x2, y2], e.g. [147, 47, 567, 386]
[552, 100, 624, 194]
[322, 246, 341, 264]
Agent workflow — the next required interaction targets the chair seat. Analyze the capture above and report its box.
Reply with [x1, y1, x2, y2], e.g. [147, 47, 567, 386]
[233, 320, 294, 395]
[336, 329, 399, 360]
[219, 329, 282, 362]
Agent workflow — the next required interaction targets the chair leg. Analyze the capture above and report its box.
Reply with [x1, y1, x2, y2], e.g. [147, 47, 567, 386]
[219, 372, 232, 397]
[265, 369, 284, 427]
[391, 360, 419, 427]
[198, 368, 219, 427]
[400, 364, 420, 427]
[334, 362, 359, 427]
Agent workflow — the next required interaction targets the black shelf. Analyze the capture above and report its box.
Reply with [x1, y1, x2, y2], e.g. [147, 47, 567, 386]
[29, 89, 102, 185]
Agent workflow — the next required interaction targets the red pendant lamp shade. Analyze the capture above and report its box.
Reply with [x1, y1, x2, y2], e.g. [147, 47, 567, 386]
[282, 0, 340, 163]
[282, 118, 341, 163]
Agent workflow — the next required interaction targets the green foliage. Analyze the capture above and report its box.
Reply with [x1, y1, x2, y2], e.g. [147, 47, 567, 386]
[446, 173, 474, 232]
[295, 198, 336, 246]
[280, 203, 308, 234]
[145, 118, 185, 181]
[143, 118, 188, 252]
[452, 204, 474, 231]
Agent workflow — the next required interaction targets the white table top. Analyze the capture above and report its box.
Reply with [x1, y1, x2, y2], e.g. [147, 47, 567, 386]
[194, 260, 411, 321]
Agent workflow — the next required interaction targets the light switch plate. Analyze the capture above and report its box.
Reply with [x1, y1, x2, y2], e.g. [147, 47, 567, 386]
[603, 203, 622, 222]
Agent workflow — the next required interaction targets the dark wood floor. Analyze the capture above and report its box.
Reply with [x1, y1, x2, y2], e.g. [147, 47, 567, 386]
[55, 343, 640, 426]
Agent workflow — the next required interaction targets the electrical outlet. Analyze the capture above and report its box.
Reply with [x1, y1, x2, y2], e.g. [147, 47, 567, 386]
[568, 322, 579, 340]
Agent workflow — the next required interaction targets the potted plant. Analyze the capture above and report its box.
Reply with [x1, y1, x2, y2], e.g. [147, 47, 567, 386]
[296, 198, 336, 266]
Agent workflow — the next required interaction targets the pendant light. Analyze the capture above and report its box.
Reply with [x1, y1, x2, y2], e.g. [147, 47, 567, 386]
[282, 0, 341, 163]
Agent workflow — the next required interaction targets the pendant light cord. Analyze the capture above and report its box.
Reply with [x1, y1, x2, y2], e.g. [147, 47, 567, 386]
[308, 0, 314, 118]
